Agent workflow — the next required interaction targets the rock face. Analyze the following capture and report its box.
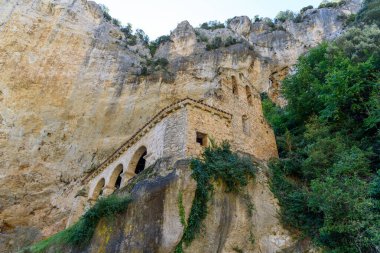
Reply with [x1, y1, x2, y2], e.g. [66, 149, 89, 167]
[43, 159, 298, 253]
[0, 0, 361, 252]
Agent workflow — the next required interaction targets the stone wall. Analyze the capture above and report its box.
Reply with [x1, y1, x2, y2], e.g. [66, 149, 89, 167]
[186, 105, 232, 156]
[207, 70, 278, 161]
[0, 0, 362, 250]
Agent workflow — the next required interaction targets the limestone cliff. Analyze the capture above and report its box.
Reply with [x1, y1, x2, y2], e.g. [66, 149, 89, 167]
[37, 160, 303, 253]
[0, 0, 361, 252]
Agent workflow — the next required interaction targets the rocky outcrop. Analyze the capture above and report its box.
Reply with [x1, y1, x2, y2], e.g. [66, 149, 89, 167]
[42, 159, 301, 253]
[0, 0, 361, 251]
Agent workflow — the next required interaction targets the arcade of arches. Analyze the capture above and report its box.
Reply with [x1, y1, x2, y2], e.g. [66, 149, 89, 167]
[90, 146, 147, 200]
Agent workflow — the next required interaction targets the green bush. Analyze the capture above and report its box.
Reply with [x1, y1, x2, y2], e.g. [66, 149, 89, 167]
[112, 18, 121, 27]
[253, 15, 263, 23]
[138, 57, 169, 76]
[135, 29, 149, 45]
[264, 25, 380, 252]
[275, 10, 295, 22]
[263, 18, 275, 29]
[224, 36, 238, 47]
[338, 13, 357, 27]
[99, 4, 111, 22]
[300, 5, 314, 14]
[99, 4, 121, 27]
[148, 35, 171, 56]
[357, 0, 380, 26]
[293, 14, 303, 23]
[318, 0, 346, 9]
[28, 195, 132, 252]
[206, 36, 223, 51]
[200, 21, 225, 30]
[175, 141, 256, 251]
[195, 31, 208, 43]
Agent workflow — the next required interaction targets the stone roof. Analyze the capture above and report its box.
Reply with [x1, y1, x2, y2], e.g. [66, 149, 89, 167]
[83, 98, 232, 183]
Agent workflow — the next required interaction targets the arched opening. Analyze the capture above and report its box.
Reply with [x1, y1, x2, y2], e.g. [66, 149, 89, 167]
[135, 150, 147, 174]
[128, 146, 147, 175]
[92, 178, 105, 200]
[232, 76, 238, 95]
[242, 115, 249, 135]
[109, 164, 123, 190]
[245, 85, 253, 105]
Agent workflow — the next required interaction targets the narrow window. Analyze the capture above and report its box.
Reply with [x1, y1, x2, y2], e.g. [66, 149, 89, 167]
[245, 85, 253, 105]
[242, 115, 249, 135]
[135, 150, 147, 174]
[232, 76, 238, 95]
[196, 132, 208, 146]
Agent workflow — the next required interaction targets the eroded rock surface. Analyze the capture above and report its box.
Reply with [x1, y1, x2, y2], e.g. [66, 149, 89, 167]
[44, 159, 305, 253]
[0, 0, 361, 251]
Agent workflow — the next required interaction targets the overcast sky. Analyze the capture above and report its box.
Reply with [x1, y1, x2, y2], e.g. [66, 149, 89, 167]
[94, 0, 323, 39]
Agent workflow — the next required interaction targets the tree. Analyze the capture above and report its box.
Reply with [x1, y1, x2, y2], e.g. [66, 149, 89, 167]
[264, 25, 380, 252]
[275, 10, 295, 22]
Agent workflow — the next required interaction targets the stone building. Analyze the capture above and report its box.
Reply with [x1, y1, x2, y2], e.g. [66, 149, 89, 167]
[83, 98, 233, 202]
[83, 73, 277, 204]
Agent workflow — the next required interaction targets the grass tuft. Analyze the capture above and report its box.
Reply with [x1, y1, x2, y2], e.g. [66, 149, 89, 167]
[27, 194, 132, 253]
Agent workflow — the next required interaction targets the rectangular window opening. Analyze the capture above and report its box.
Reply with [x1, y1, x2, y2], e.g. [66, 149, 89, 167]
[196, 132, 208, 146]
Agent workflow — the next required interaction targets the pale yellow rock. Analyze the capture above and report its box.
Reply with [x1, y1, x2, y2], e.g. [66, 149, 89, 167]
[0, 0, 361, 251]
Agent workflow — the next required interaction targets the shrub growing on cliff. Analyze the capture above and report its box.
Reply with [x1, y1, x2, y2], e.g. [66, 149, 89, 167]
[357, 0, 380, 26]
[28, 195, 132, 252]
[99, 4, 111, 21]
[224, 36, 238, 47]
[318, 0, 346, 9]
[200, 20, 225, 30]
[206, 36, 223, 50]
[175, 141, 256, 252]
[263, 25, 380, 252]
[148, 35, 172, 56]
[300, 5, 314, 14]
[275, 10, 295, 22]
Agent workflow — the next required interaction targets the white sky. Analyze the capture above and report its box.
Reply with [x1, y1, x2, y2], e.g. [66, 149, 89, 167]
[94, 0, 323, 39]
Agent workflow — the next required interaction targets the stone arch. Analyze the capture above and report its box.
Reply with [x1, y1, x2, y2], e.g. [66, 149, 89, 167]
[232, 76, 238, 95]
[245, 85, 253, 105]
[108, 164, 124, 190]
[128, 146, 147, 175]
[92, 178, 105, 200]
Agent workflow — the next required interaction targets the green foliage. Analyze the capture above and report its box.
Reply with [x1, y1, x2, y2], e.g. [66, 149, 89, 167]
[175, 141, 256, 251]
[28, 195, 132, 252]
[224, 36, 238, 47]
[148, 35, 171, 56]
[293, 14, 303, 23]
[136, 29, 149, 45]
[177, 192, 186, 227]
[300, 5, 314, 14]
[206, 36, 223, 51]
[99, 4, 121, 27]
[195, 30, 208, 43]
[263, 17, 275, 29]
[112, 18, 121, 27]
[318, 0, 346, 9]
[253, 15, 263, 22]
[199, 20, 225, 30]
[99, 4, 111, 22]
[138, 57, 169, 76]
[338, 13, 357, 27]
[275, 10, 295, 22]
[242, 193, 254, 217]
[263, 25, 380, 252]
[357, 0, 380, 26]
